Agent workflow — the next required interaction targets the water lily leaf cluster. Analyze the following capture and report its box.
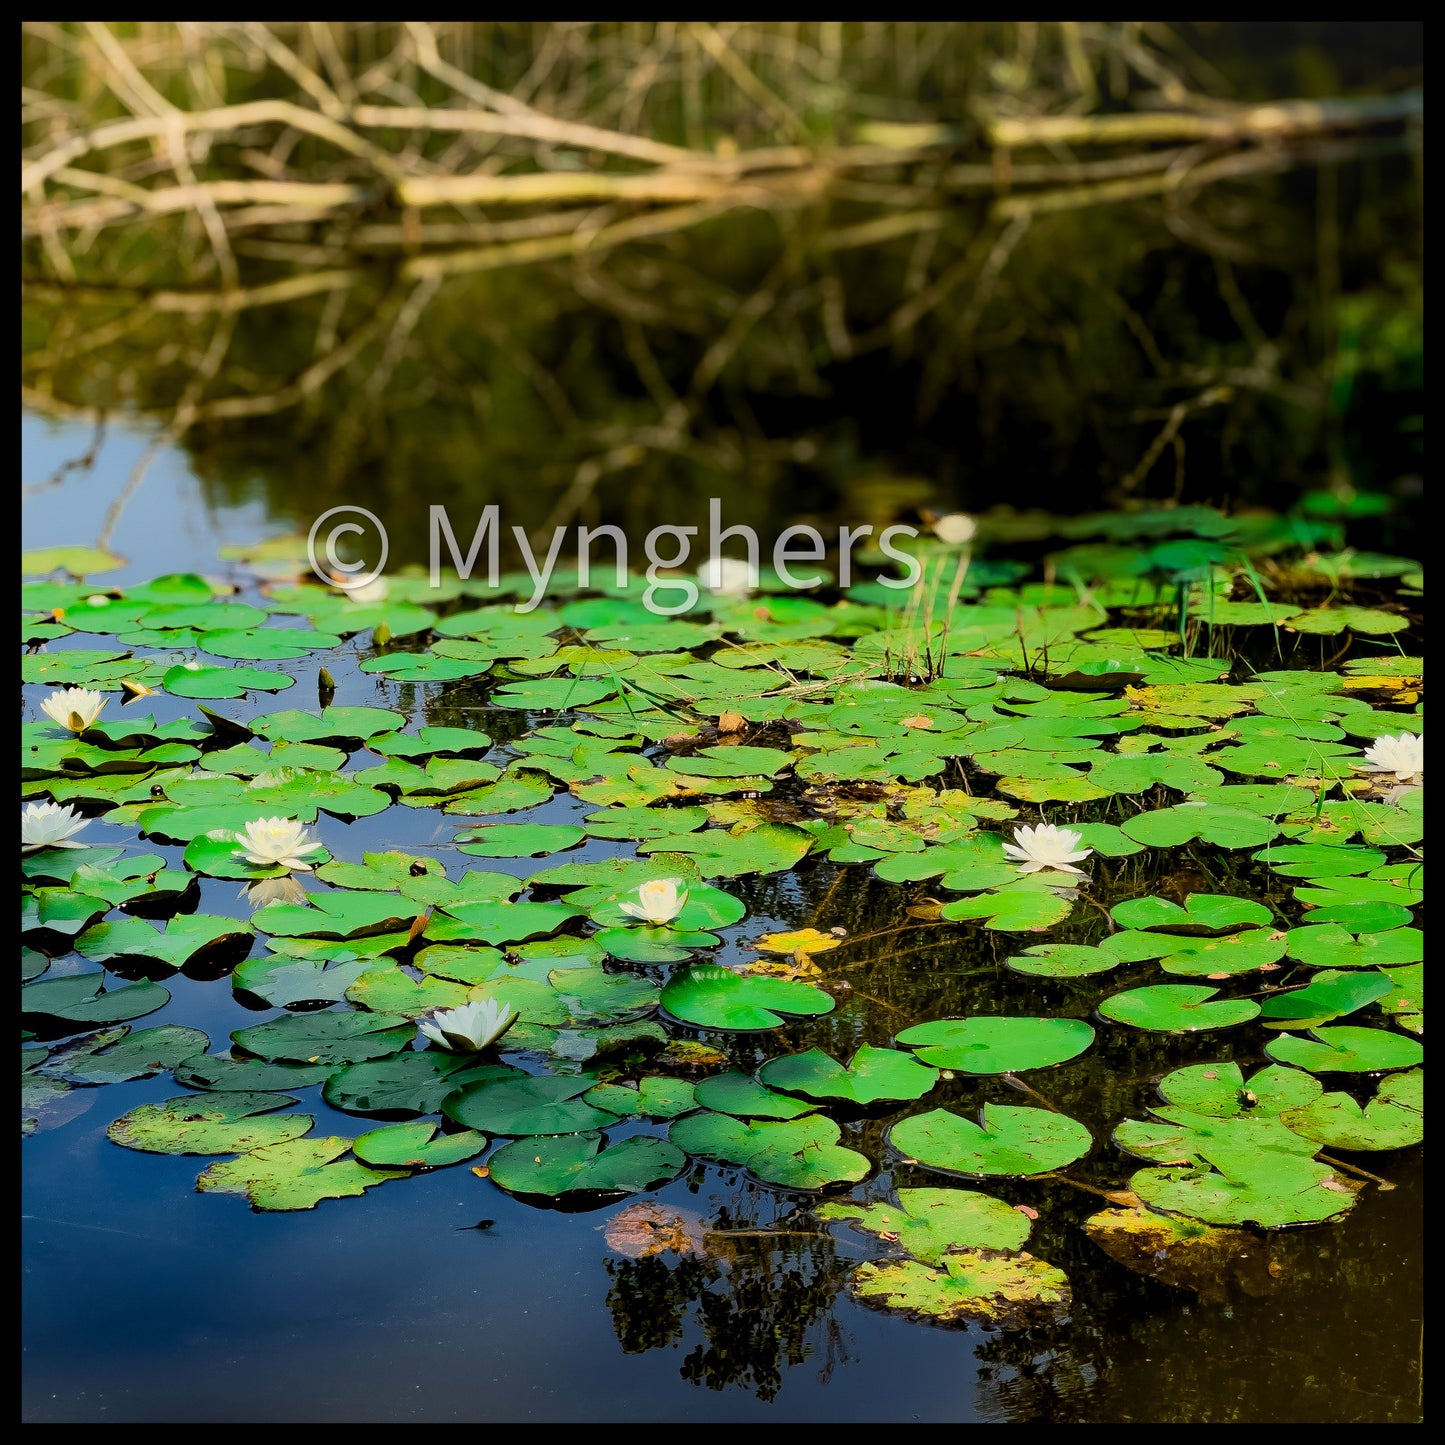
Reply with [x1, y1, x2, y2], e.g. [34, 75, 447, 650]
[19, 513, 1423, 1248]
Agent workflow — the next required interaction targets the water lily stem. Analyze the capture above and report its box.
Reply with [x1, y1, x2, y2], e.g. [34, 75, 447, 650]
[1316, 1153, 1395, 1190]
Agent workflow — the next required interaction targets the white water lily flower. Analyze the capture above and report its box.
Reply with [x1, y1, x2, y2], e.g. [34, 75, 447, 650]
[619, 877, 689, 925]
[418, 998, 520, 1052]
[40, 686, 107, 733]
[697, 556, 757, 596]
[931, 512, 978, 545]
[342, 576, 389, 603]
[1354, 732, 1423, 784]
[233, 816, 324, 871]
[21, 801, 89, 853]
[1002, 823, 1093, 876]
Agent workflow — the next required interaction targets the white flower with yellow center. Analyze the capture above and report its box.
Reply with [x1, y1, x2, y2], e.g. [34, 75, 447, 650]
[233, 816, 324, 871]
[418, 998, 520, 1051]
[40, 686, 107, 733]
[1002, 823, 1093, 876]
[1354, 732, 1423, 785]
[619, 877, 689, 925]
[21, 801, 89, 853]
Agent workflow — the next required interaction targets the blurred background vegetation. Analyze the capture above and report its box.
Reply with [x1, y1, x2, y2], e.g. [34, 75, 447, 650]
[20, 22, 1424, 564]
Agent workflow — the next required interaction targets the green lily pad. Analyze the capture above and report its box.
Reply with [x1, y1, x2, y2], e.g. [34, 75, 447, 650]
[889, 1104, 1093, 1178]
[1155, 930, 1290, 977]
[582, 805, 709, 840]
[453, 823, 585, 858]
[1156, 1061, 1324, 1117]
[424, 899, 582, 946]
[1258, 969, 1397, 1029]
[1298, 900, 1415, 932]
[196, 1136, 408, 1211]
[173, 1054, 335, 1093]
[163, 663, 295, 699]
[252, 706, 404, 746]
[581, 1077, 699, 1120]
[36, 1025, 209, 1085]
[1099, 985, 1260, 1033]
[895, 1016, 1095, 1074]
[816, 1186, 1033, 1260]
[1004, 943, 1126, 978]
[21, 973, 171, 1025]
[692, 1072, 819, 1120]
[659, 964, 835, 1031]
[1113, 1109, 1319, 1167]
[487, 1133, 687, 1196]
[1109, 894, 1273, 934]
[182, 829, 334, 881]
[1252, 843, 1387, 878]
[23, 544, 126, 576]
[107, 1092, 311, 1155]
[938, 878, 1078, 932]
[1129, 1155, 1361, 1228]
[1263, 1026, 1424, 1074]
[849, 1252, 1071, 1330]
[490, 678, 617, 710]
[250, 892, 425, 940]
[1280, 1070, 1423, 1151]
[232, 953, 375, 1007]
[350, 1120, 489, 1170]
[592, 925, 720, 964]
[1121, 804, 1280, 850]
[231, 1009, 415, 1065]
[74, 913, 253, 970]
[668, 1110, 871, 1189]
[201, 628, 343, 662]
[323, 1057, 520, 1117]
[443, 1073, 621, 1136]
[758, 1045, 940, 1106]
[1284, 924, 1423, 970]
[587, 882, 746, 931]
[641, 822, 814, 878]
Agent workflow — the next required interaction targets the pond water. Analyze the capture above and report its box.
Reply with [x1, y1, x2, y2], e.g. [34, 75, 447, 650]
[21, 410, 1423, 1424]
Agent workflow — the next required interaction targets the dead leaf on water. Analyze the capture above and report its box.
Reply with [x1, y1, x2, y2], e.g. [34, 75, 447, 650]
[604, 1201, 709, 1259]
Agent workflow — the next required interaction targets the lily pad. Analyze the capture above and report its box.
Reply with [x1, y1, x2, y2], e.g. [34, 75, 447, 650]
[1155, 1061, 1324, 1117]
[692, 1071, 819, 1120]
[1258, 969, 1396, 1029]
[889, 1104, 1093, 1178]
[323, 1057, 521, 1117]
[1129, 1155, 1361, 1229]
[21, 973, 171, 1025]
[1109, 894, 1273, 934]
[107, 1092, 311, 1155]
[895, 1016, 1095, 1074]
[668, 1110, 871, 1189]
[849, 1251, 1071, 1330]
[443, 1073, 622, 1136]
[660, 964, 836, 1031]
[454, 823, 585, 857]
[36, 1025, 209, 1085]
[1279, 1070, 1423, 1151]
[196, 1136, 408, 1211]
[816, 1186, 1033, 1259]
[350, 1120, 489, 1170]
[1098, 985, 1260, 1033]
[231, 1010, 415, 1065]
[758, 1046, 940, 1106]
[1263, 1026, 1424, 1074]
[487, 1133, 687, 1196]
